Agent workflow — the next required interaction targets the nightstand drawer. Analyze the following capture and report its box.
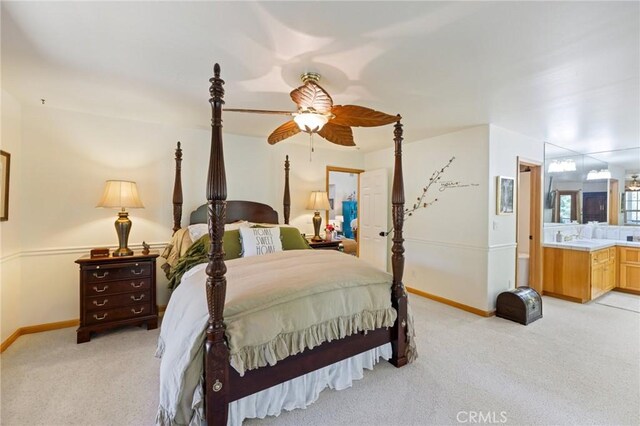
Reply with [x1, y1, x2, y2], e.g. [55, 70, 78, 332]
[85, 278, 151, 296]
[86, 291, 150, 311]
[86, 303, 151, 325]
[83, 261, 152, 284]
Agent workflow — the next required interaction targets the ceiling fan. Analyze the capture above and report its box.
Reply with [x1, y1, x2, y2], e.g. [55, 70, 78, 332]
[224, 72, 399, 147]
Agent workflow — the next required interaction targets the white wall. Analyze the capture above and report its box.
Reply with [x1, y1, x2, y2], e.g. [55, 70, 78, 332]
[487, 125, 544, 309]
[364, 124, 544, 313]
[0, 90, 23, 342]
[1, 100, 363, 337]
[365, 125, 491, 311]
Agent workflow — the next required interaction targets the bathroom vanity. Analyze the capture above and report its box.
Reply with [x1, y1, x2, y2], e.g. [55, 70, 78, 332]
[543, 240, 640, 302]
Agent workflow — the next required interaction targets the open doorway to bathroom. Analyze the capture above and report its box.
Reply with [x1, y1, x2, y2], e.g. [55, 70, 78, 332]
[326, 166, 364, 256]
[516, 159, 543, 294]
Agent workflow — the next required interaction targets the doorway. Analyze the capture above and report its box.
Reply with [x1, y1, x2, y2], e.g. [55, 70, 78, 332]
[516, 159, 543, 293]
[326, 166, 364, 256]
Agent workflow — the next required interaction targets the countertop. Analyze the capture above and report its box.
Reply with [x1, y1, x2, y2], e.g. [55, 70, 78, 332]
[543, 239, 640, 252]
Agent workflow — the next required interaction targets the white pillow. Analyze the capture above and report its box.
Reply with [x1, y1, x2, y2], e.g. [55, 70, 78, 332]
[239, 227, 283, 257]
[188, 221, 250, 242]
[187, 224, 208, 242]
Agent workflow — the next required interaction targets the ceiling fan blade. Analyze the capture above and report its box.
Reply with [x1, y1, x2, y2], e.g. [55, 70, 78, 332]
[330, 105, 398, 127]
[290, 82, 333, 113]
[224, 108, 294, 116]
[317, 122, 355, 147]
[267, 120, 301, 145]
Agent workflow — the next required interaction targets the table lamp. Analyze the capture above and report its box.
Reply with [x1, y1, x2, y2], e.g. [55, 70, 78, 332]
[306, 191, 330, 242]
[96, 180, 144, 256]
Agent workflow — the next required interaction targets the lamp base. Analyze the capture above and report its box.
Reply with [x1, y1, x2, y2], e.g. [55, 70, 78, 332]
[112, 247, 134, 257]
[113, 210, 134, 257]
[312, 211, 323, 241]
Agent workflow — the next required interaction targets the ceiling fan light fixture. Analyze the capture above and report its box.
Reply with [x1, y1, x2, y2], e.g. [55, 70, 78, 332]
[627, 175, 640, 191]
[293, 111, 329, 133]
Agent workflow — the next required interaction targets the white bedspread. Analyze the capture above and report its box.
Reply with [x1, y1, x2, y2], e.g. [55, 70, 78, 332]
[156, 250, 397, 426]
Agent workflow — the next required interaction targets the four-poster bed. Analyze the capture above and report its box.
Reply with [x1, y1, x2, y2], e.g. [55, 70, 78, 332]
[159, 64, 411, 425]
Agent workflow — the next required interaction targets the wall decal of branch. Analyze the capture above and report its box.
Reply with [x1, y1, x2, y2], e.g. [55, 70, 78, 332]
[380, 156, 478, 237]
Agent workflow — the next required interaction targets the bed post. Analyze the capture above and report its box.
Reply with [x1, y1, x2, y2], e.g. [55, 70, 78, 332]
[390, 116, 408, 368]
[172, 141, 183, 234]
[205, 63, 230, 425]
[283, 155, 291, 225]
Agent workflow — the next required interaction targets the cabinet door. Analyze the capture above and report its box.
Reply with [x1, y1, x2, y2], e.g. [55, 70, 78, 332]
[604, 260, 616, 291]
[591, 263, 606, 300]
[620, 264, 640, 290]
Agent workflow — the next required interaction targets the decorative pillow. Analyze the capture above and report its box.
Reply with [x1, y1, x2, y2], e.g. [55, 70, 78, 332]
[187, 223, 208, 243]
[239, 227, 283, 257]
[222, 230, 243, 260]
[252, 225, 311, 250]
[188, 221, 249, 243]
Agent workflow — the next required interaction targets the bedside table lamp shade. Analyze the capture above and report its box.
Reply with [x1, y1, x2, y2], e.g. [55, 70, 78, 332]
[306, 191, 330, 242]
[97, 180, 144, 257]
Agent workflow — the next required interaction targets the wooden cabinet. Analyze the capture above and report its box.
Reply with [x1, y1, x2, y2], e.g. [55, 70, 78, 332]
[618, 247, 640, 292]
[590, 248, 615, 300]
[75, 252, 159, 343]
[543, 247, 615, 303]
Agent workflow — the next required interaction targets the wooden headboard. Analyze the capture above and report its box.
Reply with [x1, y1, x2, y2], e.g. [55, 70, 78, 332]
[189, 200, 278, 225]
[171, 144, 290, 231]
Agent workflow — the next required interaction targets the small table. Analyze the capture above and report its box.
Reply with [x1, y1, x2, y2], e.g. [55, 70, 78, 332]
[307, 239, 343, 251]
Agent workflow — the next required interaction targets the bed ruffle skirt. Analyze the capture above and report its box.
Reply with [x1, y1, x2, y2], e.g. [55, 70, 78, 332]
[156, 343, 391, 426]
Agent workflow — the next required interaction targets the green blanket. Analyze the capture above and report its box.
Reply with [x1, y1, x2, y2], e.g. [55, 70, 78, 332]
[167, 234, 211, 290]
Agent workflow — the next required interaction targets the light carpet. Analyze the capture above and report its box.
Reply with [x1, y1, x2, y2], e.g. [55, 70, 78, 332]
[1, 295, 639, 425]
[594, 291, 640, 313]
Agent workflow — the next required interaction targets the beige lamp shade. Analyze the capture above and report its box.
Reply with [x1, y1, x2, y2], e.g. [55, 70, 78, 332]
[306, 191, 330, 211]
[96, 180, 144, 209]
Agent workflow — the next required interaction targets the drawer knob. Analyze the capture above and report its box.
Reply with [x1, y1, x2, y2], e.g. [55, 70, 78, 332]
[131, 268, 144, 275]
[130, 281, 143, 289]
[131, 307, 145, 315]
[93, 313, 108, 321]
[93, 299, 108, 307]
[130, 294, 145, 302]
[93, 285, 109, 293]
[92, 271, 110, 279]
[213, 379, 223, 392]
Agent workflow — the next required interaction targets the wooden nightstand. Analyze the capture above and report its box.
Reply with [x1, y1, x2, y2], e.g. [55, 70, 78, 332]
[307, 239, 343, 251]
[75, 251, 159, 343]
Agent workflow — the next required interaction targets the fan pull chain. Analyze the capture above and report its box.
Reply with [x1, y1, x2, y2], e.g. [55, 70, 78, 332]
[309, 133, 314, 161]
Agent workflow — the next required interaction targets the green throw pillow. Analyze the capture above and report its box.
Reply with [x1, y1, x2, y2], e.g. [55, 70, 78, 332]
[252, 225, 311, 250]
[222, 229, 242, 260]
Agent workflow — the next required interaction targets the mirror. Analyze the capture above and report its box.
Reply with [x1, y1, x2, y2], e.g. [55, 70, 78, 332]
[544, 144, 640, 225]
[326, 166, 363, 256]
[545, 143, 608, 224]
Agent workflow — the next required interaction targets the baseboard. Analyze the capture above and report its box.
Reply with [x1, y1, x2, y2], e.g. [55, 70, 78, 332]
[406, 286, 495, 317]
[0, 328, 21, 353]
[1, 319, 79, 353]
[542, 290, 586, 304]
[613, 287, 640, 296]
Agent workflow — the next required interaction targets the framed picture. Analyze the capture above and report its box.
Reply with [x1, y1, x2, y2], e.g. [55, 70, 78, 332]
[497, 176, 514, 215]
[1, 150, 10, 221]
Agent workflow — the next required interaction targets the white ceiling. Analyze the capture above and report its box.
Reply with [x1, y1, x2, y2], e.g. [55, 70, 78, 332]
[2, 1, 639, 162]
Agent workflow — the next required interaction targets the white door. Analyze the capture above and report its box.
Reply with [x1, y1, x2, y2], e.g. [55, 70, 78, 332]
[360, 168, 388, 271]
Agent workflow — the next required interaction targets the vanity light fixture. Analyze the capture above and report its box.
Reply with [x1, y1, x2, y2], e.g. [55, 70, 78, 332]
[547, 159, 576, 173]
[586, 169, 612, 180]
